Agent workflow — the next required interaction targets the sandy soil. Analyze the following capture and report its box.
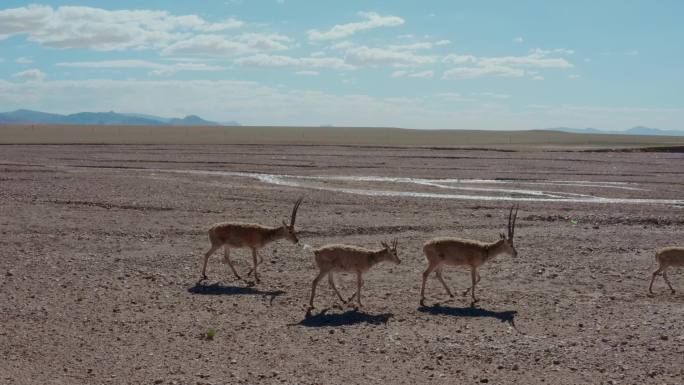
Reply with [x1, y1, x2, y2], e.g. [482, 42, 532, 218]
[3, 124, 684, 150]
[1, 144, 684, 385]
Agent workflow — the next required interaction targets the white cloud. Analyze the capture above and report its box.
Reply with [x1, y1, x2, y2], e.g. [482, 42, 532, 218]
[478, 53, 572, 69]
[0, 5, 245, 51]
[434, 92, 475, 102]
[391, 70, 434, 78]
[307, 12, 404, 41]
[443, 66, 525, 79]
[530, 48, 574, 56]
[443, 54, 477, 64]
[15, 56, 33, 64]
[386, 39, 450, 51]
[57, 60, 225, 76]
[625, 50, 639, 56]
[387, 42, 435, 51]
[442, 48, 573, 79]
[295, 70, 319, 76]
[409, 70, 433, 78]
[235, 54, 354, 70]
[513, 37, 524, 43]
[343, 45, 437, 67]
[532, 75, 544, 80]
[12, 69, 46, 82]
[0, 78, 438, 127]
[1, 78, 682, 130]
[160, 33, 290, 56]
[474, 92, 511, 99]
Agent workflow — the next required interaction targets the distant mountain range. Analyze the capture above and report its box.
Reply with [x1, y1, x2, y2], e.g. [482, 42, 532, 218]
[0, 109, 240, 126]
[544, 126, 684, 136]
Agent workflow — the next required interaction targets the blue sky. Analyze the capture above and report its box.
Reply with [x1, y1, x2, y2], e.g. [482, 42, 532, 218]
[0, 0, 682, 130]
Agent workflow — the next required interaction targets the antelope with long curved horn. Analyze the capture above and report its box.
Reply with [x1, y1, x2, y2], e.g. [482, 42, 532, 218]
[200, 196, 304, 283]
[420, 205, 519, 305]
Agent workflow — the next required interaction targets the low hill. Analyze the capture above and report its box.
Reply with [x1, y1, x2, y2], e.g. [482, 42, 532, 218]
[545, 126, 683, 136]
[0, 109, 229, 126]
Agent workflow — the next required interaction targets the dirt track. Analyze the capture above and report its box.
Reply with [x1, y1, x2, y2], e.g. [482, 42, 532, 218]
[1, 144, 684, 384]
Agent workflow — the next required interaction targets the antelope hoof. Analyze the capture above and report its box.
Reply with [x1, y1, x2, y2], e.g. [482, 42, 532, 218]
[671, 290, 676, 294]
[201, 274, 208, 281]
[420, 298, 426, 307]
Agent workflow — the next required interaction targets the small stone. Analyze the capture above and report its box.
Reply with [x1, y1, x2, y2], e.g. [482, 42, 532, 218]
[480, 379, 489, 383]
[512, 364, 519, 371]
[5, 271, 12, 277]
[154, 380, 163, 384]
[659, 335, 668, 341]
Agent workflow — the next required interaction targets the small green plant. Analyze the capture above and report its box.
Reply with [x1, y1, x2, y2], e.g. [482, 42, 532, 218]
[570, 219, 579, 225]
[205, 329, 216, 340]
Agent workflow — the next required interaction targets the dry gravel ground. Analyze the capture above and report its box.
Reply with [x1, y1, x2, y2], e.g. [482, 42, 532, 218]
[1, 144, 684, 385]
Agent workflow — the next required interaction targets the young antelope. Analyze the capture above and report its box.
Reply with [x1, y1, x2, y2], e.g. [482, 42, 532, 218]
[308, 239, 400, 310]
[648, 246, 684, 294]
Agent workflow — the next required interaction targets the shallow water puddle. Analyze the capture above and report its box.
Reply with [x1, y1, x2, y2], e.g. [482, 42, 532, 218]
[160, 169, 684, 206]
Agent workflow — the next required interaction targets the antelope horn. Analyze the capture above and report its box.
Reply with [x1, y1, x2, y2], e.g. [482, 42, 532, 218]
[290, 196, 304, 227]
[508, 204, 519, 239]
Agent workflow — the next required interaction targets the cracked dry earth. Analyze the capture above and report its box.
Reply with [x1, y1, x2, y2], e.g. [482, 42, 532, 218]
[1, 144, 684, 385]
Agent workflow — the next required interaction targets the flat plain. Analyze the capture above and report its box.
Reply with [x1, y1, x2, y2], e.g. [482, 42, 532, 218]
[1, 134, 684, 384]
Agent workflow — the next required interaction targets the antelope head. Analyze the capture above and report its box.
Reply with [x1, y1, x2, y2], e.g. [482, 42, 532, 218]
[498, 204, 519, 257]
[281, 196, 304, 244]
[380, 238, 401, 264]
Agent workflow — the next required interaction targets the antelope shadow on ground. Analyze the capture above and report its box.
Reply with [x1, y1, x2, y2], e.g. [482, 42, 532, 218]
[296, 308, 393, 327]
[418, 304, 518, 329]
[187, 282, 285, 304]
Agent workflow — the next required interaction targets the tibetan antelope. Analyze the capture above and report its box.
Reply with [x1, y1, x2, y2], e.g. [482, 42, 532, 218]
[648, 246, 684, 294]
[420, 205, 519, 306]
[200, 196, 303, 283]
[308, 239, 400, 310]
